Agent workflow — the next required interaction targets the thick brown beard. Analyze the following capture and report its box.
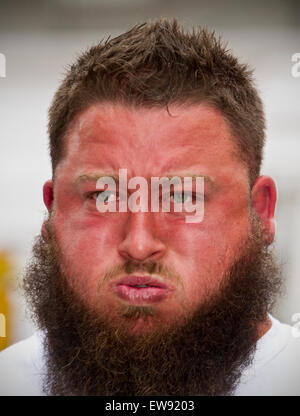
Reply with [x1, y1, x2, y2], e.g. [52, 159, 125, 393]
[23, 216, 282, 396]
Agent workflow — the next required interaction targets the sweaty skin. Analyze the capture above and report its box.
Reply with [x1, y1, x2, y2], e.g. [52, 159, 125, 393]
[42, 103, 276, 336]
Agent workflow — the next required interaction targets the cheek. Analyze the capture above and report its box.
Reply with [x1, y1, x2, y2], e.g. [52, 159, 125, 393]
[52, 213, 124, 293]
[167, 209, 250, 305]
[168, 227, 227, 301]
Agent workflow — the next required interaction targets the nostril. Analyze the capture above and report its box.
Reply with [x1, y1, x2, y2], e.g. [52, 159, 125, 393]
[118, 214, 167, 262]
[118, 246, 166, 263]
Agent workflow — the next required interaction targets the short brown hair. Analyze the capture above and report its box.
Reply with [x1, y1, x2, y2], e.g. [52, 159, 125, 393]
[48, 18, 265, 185]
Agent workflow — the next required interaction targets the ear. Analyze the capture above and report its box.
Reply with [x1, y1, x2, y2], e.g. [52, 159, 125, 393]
[251, 175, 277, 244]
[41, 180, 54, 241]
[43, 180, 54, 211]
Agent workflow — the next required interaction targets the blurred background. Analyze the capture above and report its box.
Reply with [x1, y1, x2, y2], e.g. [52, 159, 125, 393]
[0, 0, 299, 348]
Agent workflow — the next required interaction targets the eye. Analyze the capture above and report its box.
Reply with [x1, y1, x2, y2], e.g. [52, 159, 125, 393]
[170, 192, 192, 204]
[89, 190, 118, 204]
[165, 191, 204, 216]
[170, 191, 194, 204]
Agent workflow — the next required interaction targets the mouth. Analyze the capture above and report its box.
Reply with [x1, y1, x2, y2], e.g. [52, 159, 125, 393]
[111, 275, 174, 305]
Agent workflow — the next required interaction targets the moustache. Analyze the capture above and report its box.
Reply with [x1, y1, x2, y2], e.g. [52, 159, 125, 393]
[100, 260, 183, 288]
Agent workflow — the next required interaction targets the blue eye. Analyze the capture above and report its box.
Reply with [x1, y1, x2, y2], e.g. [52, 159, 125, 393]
[171, 192, 192, 204]
[91, 191, 117, 203]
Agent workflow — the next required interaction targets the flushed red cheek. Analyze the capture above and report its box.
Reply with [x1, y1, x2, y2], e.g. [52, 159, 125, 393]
[53, 219, 121, 290]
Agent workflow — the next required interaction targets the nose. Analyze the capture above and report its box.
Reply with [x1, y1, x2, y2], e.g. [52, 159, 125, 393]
[118, 212, 167, 262]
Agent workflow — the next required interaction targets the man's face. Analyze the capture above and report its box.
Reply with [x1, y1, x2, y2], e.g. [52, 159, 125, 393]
[29, 101, 281, 395]
[49, 102, 252, 332]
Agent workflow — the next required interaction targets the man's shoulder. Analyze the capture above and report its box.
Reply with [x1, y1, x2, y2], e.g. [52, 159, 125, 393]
[0, 332, 46, 396]
[235, 314, 300, 396]
[0, 332, 40, 360]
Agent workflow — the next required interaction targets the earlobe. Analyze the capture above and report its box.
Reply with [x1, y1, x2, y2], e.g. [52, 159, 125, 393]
[251, 176, 277, 244]
[43, 180, 54, 212]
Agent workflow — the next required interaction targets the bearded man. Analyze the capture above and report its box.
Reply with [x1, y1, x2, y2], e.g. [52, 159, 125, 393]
[0, 19, 299, 396]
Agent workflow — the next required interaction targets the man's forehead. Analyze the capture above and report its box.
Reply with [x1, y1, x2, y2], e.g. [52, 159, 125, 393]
[68, 101, 234, 147]
[61, 101, 242, 182]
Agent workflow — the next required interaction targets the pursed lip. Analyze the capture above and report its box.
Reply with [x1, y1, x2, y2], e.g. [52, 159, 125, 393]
[115, 275, 172, 289]
[110, 274, 175, 304]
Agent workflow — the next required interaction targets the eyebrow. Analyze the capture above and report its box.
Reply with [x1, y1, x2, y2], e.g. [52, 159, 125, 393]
[163, 174, 214, 185]
[74, 173, 120, 187]
[73, 172, 215, 188]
